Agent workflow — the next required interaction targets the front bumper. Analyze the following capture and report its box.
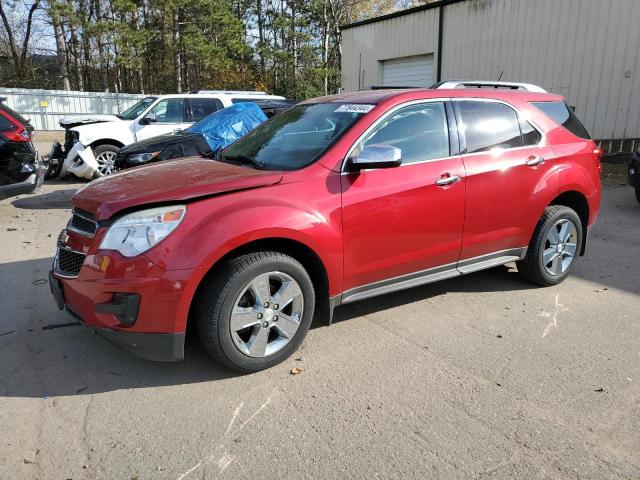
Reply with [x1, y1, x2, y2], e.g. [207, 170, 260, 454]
[628, 153, 640, 189]
[49, 231, 200, 361]
[0, 156, 45, 200]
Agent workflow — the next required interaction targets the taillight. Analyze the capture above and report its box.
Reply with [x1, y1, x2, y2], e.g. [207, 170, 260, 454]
[0, 108, 31, 142]
[592, 145, 603, 174]
[0, 128, 31, 142]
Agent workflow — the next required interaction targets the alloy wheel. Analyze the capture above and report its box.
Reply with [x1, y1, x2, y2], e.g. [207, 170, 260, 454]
[96, 151, 117, 176]
[230, 271, 304, 357]
[542, 218, 578, 276]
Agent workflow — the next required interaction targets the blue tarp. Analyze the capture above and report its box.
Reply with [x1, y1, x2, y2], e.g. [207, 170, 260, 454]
[185, 102, 267, 153]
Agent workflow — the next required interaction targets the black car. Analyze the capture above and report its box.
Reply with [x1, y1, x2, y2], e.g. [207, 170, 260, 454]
[628, 148, 640, 203]
[0, 98, 44, 200]
[115, 99, 297, 170]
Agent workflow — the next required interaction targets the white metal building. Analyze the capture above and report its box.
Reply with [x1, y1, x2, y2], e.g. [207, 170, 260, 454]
[341, 0, 640, 150]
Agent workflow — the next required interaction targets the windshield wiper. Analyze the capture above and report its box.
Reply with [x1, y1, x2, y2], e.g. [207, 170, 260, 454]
[221, 154, 266, 170]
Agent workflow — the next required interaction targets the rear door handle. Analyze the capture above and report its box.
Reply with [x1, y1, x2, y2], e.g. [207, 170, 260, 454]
[435, 173, 461, 186]
[526, 155, 545, 166]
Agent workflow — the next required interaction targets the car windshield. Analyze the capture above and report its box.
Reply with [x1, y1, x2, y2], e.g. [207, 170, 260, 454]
[220, 103, 371, 171]
[118, 97, 157, 120]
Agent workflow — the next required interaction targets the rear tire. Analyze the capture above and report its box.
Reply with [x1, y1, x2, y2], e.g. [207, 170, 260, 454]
[195, 251, 315, 373]
[517, 205, 582, 286]
[635, 188, 640, 204]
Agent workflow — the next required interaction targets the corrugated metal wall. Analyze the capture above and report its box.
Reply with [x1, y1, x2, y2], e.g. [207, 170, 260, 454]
[341, 0, 640, 140]
[0, 88, 147, 131]
[341, 9, 440, 89]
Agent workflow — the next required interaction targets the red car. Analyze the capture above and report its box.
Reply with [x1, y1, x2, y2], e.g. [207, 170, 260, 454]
[49, 81, 601, 372]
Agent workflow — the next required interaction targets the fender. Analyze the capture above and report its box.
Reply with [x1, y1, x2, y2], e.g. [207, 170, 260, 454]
[142, 170, 344, 330]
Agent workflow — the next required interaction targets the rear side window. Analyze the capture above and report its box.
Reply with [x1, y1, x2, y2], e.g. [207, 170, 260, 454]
[520, 119, 542, 146]
[530, 101, 590, 139]
[458, 101, 522, 153]
[189, 98, 222, 122]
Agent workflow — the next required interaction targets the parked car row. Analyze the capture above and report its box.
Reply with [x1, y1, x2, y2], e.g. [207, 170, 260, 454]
[46, 91, 290, 179]
[115, 100, 296, 170]
[49, 81, 604, 372]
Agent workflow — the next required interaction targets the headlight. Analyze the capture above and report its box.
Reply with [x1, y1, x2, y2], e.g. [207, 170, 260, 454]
[128, 151, 160, 164]
[99, 205, 186, 257]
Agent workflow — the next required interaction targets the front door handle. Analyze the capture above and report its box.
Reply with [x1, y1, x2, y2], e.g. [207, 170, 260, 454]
[435, 173, 461, 186]
[526, 155, 545, 166]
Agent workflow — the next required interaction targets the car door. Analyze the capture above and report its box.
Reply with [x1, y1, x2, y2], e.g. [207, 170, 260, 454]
[341, 100, 466, 294]
[453, 99, 556, 261]
[134, 98, 190, 141]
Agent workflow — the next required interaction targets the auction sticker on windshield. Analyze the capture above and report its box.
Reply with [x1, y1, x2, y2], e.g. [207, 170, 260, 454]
[334, 104, 375, 113]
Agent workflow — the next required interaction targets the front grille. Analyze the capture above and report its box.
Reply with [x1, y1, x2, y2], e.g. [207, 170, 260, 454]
[68, 209, 97, 237]
[56, 247, 86, 277]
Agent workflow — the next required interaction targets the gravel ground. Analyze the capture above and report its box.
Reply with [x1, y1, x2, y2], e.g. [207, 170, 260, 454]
[0, 178, 639, 480]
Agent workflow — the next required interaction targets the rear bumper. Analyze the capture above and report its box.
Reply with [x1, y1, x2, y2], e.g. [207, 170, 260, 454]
[0, 157, 45, 200]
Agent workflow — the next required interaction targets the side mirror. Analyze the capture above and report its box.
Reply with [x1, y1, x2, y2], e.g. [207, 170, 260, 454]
[140, 113, 157, 125]
[350, 144, 402, 170]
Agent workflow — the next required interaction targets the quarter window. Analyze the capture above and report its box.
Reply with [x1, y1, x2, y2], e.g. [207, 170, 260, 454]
[359, 102, 449, 164]
[458, 101, 522, 153]
[146, 98, 185, 123]
[530, 101, 590, 139]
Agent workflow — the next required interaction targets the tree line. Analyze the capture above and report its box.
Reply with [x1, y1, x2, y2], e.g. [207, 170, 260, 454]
[1, 0, 402, 98]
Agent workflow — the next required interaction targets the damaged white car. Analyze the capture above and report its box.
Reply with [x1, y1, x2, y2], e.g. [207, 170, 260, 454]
[47, 91, 284, 179]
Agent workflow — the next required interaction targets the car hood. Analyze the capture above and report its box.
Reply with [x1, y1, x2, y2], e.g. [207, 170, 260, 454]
[72, 157, 283, 220]
[60, 114, 121, 127]
[120, 133, 199, 154]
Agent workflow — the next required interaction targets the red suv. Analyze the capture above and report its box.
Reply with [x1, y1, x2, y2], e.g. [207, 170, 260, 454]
[49, 81, 601, 372]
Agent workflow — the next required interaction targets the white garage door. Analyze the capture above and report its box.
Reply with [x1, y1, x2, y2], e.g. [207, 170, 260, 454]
[381, 54, 434, 87]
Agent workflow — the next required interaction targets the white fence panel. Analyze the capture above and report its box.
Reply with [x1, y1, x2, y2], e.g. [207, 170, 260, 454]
[0, 88, 148, 131]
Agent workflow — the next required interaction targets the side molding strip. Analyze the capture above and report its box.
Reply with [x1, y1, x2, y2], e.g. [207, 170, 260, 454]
[339, 248, 527, 306]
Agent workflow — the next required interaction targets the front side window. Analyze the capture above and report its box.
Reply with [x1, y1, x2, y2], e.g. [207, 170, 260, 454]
[221, 103, 369, 171]
[354, 102, 449, 165]
[119, 97, 157, 120]
[146, 98, 185, 123]
[458, 101, 522, 153]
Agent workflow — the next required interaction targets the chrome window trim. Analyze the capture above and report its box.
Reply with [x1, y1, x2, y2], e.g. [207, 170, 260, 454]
[341, 97, 453, 173]
[341, 97, 546, 173]
[450, 97, 546, 153]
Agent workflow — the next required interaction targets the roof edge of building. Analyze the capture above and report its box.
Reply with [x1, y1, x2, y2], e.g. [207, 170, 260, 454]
[341, 0, 467, 31]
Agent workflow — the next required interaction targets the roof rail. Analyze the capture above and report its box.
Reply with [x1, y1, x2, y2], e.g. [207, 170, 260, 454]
[196, 90, 268, 95]
[432, 80, 547, 93]
[367, 85, 419, 90]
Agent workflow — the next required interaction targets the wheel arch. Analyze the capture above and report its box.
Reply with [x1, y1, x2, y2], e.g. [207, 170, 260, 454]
[548, 190, 589, 255]
[186, 237, 331, 334]
[90, 139, 125, 150]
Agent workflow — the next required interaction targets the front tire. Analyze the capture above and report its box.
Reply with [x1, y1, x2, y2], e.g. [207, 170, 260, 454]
[195, 251, 315, 373]
[517, 205, 583, 286]
[93, 144, 120, 177]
